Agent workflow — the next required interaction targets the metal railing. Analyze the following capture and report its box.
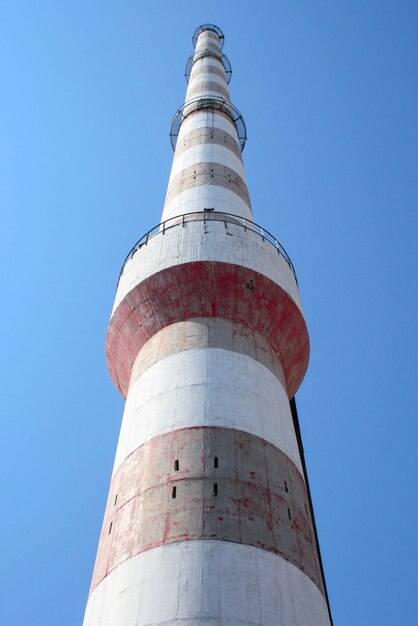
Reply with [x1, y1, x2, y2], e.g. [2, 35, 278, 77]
[117, 211, 297, 286]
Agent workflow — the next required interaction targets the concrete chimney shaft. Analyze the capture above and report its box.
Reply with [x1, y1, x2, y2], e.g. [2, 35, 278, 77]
[83, 24, 332, 626]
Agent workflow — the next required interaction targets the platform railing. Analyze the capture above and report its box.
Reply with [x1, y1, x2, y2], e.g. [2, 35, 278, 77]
[117, 210, 297, 286]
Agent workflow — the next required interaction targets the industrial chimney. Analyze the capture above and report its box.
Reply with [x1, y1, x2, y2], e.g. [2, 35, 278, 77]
[83, 24, 332, 626]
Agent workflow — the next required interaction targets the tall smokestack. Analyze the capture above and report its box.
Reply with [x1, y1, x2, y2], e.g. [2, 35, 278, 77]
[83, 24, 332, 626]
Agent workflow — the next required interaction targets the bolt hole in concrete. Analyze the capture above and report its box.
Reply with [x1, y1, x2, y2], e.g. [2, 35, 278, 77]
[287, 508, 292, 521]
[174, 459, 179, 471]
[284, 480, 288, 493]
[114, 494, 118, 506]
[214, 456, 218, 468]
[108, 521, 113, 535]
[213, 483, 218, 496]
[172, 486, 177, 499]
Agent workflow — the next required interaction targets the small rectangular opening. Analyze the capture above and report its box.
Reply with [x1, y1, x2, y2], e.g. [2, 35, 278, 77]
[174, 459, 179, 471]
[213, 482, 218, 496]
[172, 486, 177, 499]
[114, 494, 118, 506]
[108, 521, 113, 535]
[214, 457, 218, 468]
[287, 508, 292, 521]
[284, 481, 288, 493]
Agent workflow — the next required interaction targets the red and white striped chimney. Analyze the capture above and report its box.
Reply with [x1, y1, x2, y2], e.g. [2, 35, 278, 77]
[83, 24, 332, 626]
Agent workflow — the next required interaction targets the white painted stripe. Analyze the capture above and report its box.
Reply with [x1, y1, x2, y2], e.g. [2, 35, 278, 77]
[112, 349, 302, 477]
[169, 144, 246, 183]
[83, 541, 330, 626]
[115, 220, 300, 314]
[161, 184, 252, 223]
[178, 111, 238, 142]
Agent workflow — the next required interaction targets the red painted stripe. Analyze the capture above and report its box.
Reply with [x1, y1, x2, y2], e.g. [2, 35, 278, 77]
[89, 426, 324, 597]
[106, 261, 309, 398]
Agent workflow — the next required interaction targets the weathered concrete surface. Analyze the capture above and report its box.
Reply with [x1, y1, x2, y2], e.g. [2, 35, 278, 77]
[90, 427, 323, 596]
[173, 127, 242, 161]
[170, 144, 246, 184]
[113, 220, 300, 315]
[165, 161, 250, 207]
[113, 345, 302, 476]
[84, 542, 331, 626]
[129, 318, 285, 387]
[188, 67, 229, 90]
[163, 32, 244, 227]
[162, 184, 254, 222]
[188, 59, 227, 81]
[195, 30, 220, 47]
[187, 80, 230, 100]
[107, 261, 308, 398]
[165, 23, 246, 230]
[195, 31, 220, 50]
[162, 105, 250, 220]
[84, 24, 331, 626]
[178, 109, 238, 138]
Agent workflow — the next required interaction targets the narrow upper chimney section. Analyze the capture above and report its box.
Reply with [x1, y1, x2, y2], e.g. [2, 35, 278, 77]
[163, 24, 250, 222]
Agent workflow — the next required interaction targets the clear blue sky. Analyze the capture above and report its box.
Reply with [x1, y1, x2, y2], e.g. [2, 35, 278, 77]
[1, 1, 417, 624]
